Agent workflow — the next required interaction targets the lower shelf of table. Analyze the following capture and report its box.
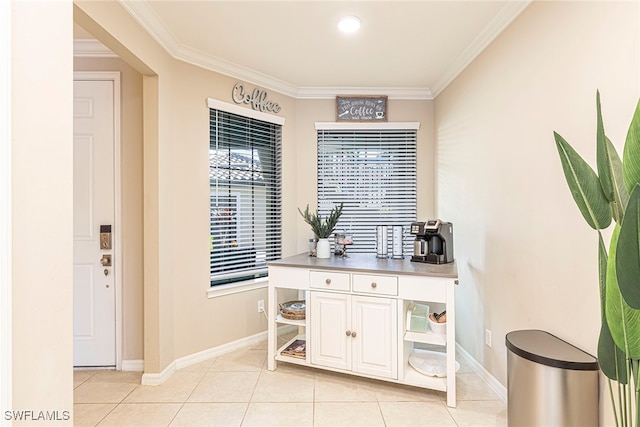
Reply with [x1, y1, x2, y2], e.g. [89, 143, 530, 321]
[401, 365, 448, 391]
[272, 345, 450, 393]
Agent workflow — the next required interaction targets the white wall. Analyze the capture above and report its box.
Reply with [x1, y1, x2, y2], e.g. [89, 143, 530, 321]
[434, 2, 639, 425]
[1, 0, 12, 417]
[11, 1, 74, 424]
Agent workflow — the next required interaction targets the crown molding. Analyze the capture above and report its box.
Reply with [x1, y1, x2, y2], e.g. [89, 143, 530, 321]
[175, 44, 299, 98]
[117, 0, 182, 54]
[430, 0, 532, 97]
[73, 39, 117, 58]
[118, 0, 530, 100]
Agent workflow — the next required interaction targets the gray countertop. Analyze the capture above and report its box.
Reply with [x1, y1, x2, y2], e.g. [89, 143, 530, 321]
[268, 253, 458, 279]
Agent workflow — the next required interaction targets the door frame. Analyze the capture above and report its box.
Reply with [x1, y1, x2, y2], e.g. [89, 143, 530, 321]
[74, 71, 123, 369]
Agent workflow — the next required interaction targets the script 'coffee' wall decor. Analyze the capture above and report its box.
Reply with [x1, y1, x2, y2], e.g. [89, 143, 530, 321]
[336, 96, 387, 122]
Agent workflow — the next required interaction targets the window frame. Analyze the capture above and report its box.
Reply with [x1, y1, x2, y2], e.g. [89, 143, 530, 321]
[314, 121, 419, 254]
[207, 98, 284, 297]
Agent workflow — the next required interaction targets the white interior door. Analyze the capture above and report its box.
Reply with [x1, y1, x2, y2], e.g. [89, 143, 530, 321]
[73, 79, 116, 367]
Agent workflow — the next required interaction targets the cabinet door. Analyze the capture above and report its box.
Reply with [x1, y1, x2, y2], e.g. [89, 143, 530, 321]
[352, 295, 397, 379]
[310, 292, 350, 371]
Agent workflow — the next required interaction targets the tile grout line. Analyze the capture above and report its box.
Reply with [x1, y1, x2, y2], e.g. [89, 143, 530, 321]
[167, 357, 219, 426]
[239, 357, 267, 426]
[94, 380, 140, 427]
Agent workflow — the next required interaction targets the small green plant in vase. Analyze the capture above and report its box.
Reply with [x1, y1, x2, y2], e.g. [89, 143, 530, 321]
[298, 203, 343, 258]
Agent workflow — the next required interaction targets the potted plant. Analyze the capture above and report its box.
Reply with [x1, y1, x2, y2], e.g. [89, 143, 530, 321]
[554, 91, 640, 426]
[298, 202, 344, 258]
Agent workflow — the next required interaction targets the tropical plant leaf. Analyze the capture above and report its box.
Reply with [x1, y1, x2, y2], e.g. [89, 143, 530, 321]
[616, 184, 640, 308]
[599, 232, 608, 320]
[596, 93, 628, 222]
[606, 137, 629, 224]
[623, 99, 640, 193]
[606, 225, 640, 359]
[555, 132, 612, 230]
[597, 91, 614, 201]
[597, 231, 629, 383]
[598, 318, 629, 384]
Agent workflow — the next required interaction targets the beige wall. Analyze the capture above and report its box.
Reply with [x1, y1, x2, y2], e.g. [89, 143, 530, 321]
[167, 59, 298, 358]
[434, 1, 639, 424]
[11, 1, 74, 424]
[73, 56, 144, 361]
[74, 0, 436, 369]
[74, 1, 300, 366]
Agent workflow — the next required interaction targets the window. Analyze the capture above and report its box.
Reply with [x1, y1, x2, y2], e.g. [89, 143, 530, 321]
[209, 99, 283, 287]
[315, 123, 418, 253]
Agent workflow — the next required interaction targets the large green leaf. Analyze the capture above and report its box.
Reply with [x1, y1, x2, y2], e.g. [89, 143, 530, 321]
[599, 232, 608, 320]
[597, 231, 629, 383]
[616, 184, 640, 308]
[598, 318, 629, 383]
[555, 132, 612, 230]
[622, 99, 640, 193]
[606, 225, 640, 358]
[596, 94, 628, 222]
[606, 137, 629, 224]
[597, 91, 614, 201]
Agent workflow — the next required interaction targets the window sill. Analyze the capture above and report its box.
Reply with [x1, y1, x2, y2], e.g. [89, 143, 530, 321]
[207, 277, 269, 298]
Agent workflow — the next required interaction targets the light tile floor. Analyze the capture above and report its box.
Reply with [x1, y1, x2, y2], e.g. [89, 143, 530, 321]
[74, 340, 506, 426]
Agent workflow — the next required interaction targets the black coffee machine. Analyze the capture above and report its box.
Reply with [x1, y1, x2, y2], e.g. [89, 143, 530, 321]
[410, 220, 454, 264]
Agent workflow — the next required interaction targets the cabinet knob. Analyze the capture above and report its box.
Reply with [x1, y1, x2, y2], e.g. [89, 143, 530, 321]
[325, 278, 331, 285]
[371, 282, 377, 288]
[346, 330, 351, 336]
[351, 331, 357, 338]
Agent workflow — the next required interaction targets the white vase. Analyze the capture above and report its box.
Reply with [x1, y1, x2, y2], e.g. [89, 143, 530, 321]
[316, 238, 331, 258]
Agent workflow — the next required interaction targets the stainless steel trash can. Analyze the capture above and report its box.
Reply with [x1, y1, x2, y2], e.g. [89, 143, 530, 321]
[506, 330, 599, 427]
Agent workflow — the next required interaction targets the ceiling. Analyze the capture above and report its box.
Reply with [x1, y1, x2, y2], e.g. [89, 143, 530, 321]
[78, 1, 532, 99]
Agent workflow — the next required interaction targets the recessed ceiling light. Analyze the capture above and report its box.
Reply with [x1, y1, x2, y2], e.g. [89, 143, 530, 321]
[338, 16, 361, 33]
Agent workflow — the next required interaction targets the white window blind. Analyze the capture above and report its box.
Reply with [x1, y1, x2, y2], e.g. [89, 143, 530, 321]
[209, 107, 282, 286]
[316, 127, 417, 253]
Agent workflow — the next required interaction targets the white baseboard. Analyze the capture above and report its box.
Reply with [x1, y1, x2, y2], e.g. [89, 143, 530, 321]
[121, 359, 144, 372]
[175, 330, 267, 370]
[456, 343, 507, 402]
[141, 362, 175, 386]
[141, 330, 268, 385]
[138, 328, 507, 400]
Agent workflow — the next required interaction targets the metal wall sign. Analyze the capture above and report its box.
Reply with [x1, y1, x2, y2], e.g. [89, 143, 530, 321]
[232, 82, 281, 113]
[336, 96, 387, 121]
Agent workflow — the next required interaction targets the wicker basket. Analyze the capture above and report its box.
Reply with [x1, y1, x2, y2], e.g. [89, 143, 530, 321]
[279, 300, 306, 320]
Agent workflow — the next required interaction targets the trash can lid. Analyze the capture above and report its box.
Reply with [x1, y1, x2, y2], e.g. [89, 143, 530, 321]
[505, 330, 599, 371]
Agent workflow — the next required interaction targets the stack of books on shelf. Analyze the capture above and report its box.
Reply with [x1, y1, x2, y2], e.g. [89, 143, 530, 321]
[280, 339, 306, 359]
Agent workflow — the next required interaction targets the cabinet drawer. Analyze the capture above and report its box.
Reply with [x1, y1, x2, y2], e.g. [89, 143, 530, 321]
[353, 274, 398, 296]
[310, 271, 350, 291]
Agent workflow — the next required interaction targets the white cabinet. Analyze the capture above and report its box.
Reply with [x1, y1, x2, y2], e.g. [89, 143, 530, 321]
[351, 294, 397, 379]
[310, 292, 397, 379]
[310, 291, 349, 370]
[267, 254, 458, 407]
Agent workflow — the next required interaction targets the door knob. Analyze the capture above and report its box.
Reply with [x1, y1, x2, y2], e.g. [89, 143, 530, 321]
[100, 254, 112, 266]
[351, 331, 357, 338]
[346, 330, 352, 336]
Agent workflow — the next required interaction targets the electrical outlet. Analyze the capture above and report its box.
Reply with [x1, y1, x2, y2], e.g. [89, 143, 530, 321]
[485, 329, 492, 348]
[257, 300, 265, 313]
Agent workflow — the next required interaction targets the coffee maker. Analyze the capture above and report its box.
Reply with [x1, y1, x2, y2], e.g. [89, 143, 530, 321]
[410, 220, 454, 264]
